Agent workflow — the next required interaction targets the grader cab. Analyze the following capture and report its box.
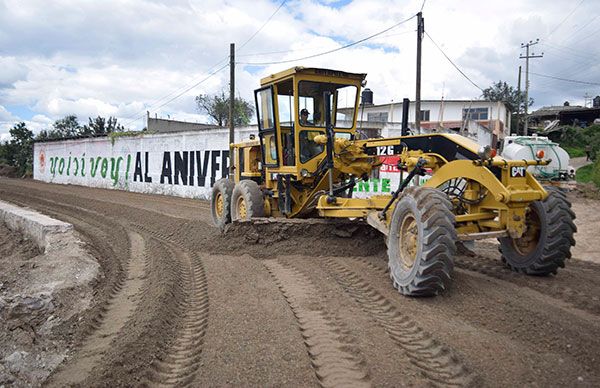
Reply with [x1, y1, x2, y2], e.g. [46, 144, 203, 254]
[211, 67, 576, 297]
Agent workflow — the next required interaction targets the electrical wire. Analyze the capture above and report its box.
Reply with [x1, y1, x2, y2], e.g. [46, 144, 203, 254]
[546, 0, 585, 39]
[529, 71, 600, 86]
[237, 0, 287, 52]
[122, 63, 229, 127]
[236, 29, 414, 58]
[121, 1, 287, 127]
[237, 13, 417, 66]
[424, 31, 484, 93]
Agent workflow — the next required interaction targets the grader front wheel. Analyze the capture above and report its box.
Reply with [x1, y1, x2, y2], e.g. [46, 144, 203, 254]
[387, 186, 457, 296]
[499, 187, 576, 275]
[231, 180, 265, 221]
[211, 178, 235, 230]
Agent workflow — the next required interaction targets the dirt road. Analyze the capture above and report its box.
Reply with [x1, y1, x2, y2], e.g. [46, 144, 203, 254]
[1, 178, 599, 387]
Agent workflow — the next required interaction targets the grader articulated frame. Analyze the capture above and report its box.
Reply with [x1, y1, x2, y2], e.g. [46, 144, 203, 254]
[211, 67, 576, 296]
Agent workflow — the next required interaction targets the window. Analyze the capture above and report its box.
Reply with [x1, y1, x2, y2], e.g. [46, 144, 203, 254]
[463, 107, 488, 120]
[255, 88, 275, 131]
[254, 87, 278, 166]
[298, 81, 357, 129]
[299, 131, 324, 163]
[367, 112, 388, 122]
[277, 79, 294, 127]
[419, 110, 430, 121]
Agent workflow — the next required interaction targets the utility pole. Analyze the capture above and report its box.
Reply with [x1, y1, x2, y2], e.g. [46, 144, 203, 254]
[519, 39, 543, 135]
[415, 11, 424, 134]
[229, 43, 235, 175]
[517, 65, 521, 135]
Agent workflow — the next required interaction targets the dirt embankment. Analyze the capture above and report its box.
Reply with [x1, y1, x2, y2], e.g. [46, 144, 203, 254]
[0, 177, 599, 387]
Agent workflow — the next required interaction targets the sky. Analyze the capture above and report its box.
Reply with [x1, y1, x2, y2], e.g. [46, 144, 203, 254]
[1, 0, 599, 141]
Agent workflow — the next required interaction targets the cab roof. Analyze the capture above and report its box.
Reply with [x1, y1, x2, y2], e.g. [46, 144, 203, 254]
[260, 67, 367, 86]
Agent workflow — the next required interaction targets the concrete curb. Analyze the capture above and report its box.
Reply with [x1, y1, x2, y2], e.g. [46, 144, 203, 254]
[0, 200, 73, 252]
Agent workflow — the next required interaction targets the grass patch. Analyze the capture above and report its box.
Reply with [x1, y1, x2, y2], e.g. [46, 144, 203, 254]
[562, 146, 586, 158]
[576, 164, 594, 183]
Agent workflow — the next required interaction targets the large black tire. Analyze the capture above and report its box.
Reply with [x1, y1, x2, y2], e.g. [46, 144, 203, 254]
[499, 187, 576, 275]
[387, 186, 456, 296]
[211, 178, 235, 230]
[231, 180, 265, 221]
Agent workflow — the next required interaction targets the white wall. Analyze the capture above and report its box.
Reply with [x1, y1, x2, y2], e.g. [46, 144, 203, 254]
[355, 100, 511, 135]
[34, 127, 257, 199]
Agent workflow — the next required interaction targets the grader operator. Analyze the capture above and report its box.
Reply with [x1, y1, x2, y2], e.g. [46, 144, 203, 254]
[211, 67, 576, 297]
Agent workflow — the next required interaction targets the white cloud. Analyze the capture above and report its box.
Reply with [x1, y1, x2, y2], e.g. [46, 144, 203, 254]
[0, 0, 599, 137]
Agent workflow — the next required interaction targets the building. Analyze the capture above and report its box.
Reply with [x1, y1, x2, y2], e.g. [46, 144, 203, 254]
[529, 105, 600, 128]
[147, 113, 220, 133]
[341, 97, 511, 147]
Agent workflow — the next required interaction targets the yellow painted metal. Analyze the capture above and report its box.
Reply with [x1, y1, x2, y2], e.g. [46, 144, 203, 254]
[215, 193, 224, 217]
[317, 196, 390, 218]
[226, 67, 555, 243]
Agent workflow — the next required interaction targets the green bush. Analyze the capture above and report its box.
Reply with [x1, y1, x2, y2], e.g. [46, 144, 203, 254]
[562, 146, 586, 158]
[559, 124, 600, 160]
[577, 159, 600, 188]
[576, 164, 593, 183]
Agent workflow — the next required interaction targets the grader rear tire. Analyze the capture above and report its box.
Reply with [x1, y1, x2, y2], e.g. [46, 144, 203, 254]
[211, 178, 235, 230]
[387, 186, 456, 296]
[231, 180, 265, 221]
[499, 187, 576, 275]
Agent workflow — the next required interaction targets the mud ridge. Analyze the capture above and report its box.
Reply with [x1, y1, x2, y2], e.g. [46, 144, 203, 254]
[131, 223, 209, 387]
[264, 259, 371, 388]
[48, 231, 145, 386]
[455, 254, 600, 315]
[0, 193, 131, 342]
[322, 257, 478, 387]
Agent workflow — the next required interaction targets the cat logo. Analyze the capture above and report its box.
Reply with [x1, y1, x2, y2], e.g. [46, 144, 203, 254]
[511, 166, 526, 178]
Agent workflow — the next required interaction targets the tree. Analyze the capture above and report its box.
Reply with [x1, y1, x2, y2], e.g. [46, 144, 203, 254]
[195, 91, 254, 126]
[7, 122, 34, 175]
[481, 81, 532, 112]
[52, 114, 81, 138]
[81, 116, 125, 136]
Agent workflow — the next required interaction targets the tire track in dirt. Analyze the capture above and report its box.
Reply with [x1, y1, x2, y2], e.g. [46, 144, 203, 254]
[48, 231, 146, 386]
[263, 259, 371, 388]
[0, 193, 132, 339]
[455, 254, 600, 315]
[321, 257, 478, 387]
[131, 223, 209, 387]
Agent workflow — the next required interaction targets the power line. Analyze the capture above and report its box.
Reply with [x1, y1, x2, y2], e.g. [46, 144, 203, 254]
[121, 2, 287, 127]
[546, 0, 585, 39]
[237, 0, 287, 52]
[529, 71, 600, 86]
[237, 29, 414, 58]
[424, 31, 484, 92]
[123, 63, 229, 127]
[237, 14, 417, 66]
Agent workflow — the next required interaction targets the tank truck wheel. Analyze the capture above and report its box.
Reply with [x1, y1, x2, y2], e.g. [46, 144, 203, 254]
[387, 186, 456, 296]
[231, 180, 265, 221]
[499, 187, 576, 275]
[211, 178, 235, 230]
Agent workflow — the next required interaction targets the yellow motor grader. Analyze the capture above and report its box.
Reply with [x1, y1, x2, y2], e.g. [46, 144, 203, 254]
[211, 67, 576, 296]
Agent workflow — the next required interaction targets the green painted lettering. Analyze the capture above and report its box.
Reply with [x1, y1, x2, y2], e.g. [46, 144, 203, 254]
[125, 154, 132, 181]
[90, 157, 101, 177]
[58, 158, 65, 175]
[73, 158, 79, 176]
[100, 158, 108, 178]
[382, 178, 391, 192]
[110, 157, 123, 185]
[358, 181, 370, 192]
[81, 154, 86, 177]
[371, 178, 380, 192]
[66, 155, 71, 176]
